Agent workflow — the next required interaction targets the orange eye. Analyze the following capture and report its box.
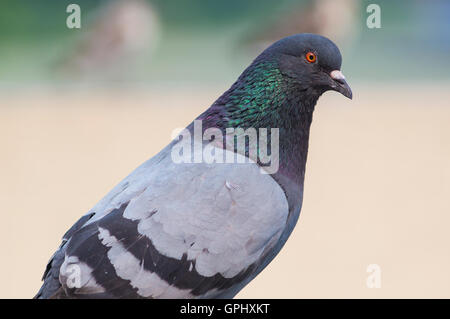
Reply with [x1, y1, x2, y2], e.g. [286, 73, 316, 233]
[306, 52, 316, 63]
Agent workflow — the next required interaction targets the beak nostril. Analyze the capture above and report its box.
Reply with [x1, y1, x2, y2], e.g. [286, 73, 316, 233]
[330, 70, 346, 82]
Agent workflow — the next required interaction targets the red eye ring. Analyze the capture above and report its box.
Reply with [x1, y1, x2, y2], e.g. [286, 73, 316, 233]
[306, 52, 317, 63]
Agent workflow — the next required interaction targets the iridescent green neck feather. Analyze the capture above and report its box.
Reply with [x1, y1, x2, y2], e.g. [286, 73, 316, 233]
[197, 59, 320, 185]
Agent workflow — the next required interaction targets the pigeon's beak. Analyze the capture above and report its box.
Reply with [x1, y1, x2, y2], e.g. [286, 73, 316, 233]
[330, 70, 352, 100]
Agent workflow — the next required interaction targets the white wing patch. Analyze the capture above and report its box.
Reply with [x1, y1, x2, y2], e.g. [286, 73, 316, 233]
[82, 146, 288, 284]
[98, 227, 193, 298]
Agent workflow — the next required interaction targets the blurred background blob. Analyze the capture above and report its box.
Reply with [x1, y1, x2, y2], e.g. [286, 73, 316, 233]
[1, 0, 450, 298]
[58, 0, 160, 79]
[0, 0, 449, 84]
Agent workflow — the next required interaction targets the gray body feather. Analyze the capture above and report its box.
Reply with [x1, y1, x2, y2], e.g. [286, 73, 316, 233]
[36, 143, 299, 299]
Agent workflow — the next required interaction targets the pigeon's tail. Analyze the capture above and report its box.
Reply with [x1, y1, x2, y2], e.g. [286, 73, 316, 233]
[34, 248, 66, 299]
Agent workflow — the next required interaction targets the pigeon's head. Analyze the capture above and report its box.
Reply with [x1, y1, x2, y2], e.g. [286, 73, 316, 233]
[260, 33, 352, 99]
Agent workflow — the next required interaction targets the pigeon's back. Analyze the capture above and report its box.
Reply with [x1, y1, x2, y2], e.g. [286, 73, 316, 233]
[36, 142, 291, 299]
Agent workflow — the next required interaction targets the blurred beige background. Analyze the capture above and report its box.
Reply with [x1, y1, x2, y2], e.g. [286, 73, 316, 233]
[1, 84, 449, 298]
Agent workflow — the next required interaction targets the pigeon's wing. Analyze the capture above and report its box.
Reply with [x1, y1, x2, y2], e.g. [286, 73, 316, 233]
[38, 147, 289, 298]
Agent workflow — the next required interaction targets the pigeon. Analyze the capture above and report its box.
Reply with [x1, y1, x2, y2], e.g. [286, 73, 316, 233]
[35, 33, 352, 299]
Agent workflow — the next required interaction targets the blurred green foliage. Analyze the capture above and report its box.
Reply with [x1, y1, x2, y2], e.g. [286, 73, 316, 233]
[0, 0, 448, 85]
